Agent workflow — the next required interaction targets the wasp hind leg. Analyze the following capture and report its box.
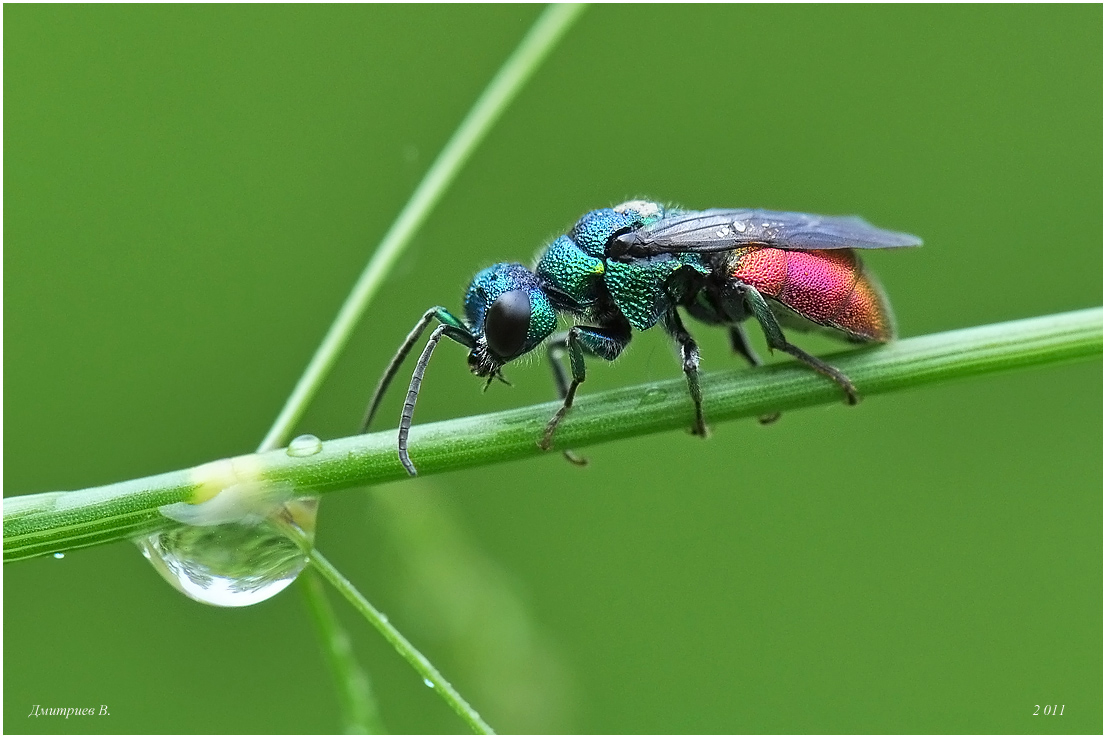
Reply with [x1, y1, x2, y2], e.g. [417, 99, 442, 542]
[540, 319, 631, 455]
[743, 286, 859, 405]
[728, 323, 782, 425]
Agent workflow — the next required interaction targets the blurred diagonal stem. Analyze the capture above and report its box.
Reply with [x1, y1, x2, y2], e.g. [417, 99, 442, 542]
[306, 547, 497, 735]
[299, 570, 386, 734]
[257, 3, 587, 453]
[7, 308, 1101, 564]
[255, 5, 585, 734]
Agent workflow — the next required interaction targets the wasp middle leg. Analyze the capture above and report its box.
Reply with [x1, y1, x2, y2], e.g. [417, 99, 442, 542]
[662, 308, 709, 438]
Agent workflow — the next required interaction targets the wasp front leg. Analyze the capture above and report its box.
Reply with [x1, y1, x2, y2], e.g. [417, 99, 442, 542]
[539, 319, 630, 453]
[662, 309, 709, 438]
[545, 334, 588, 466]
[742, 285, 859, 404]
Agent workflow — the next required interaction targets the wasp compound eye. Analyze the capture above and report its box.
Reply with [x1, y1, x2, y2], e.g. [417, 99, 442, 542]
[484, 289, 531, 359]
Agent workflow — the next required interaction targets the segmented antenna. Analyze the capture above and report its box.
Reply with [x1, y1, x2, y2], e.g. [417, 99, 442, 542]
[360, 307, 444, 434]
[398, 324, 449, 476]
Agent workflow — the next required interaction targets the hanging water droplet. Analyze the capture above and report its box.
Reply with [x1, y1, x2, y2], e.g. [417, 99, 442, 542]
[286, 433, 323, 457]
[135, 479, 319, 608]
[423, 678, 435, 688]
[53, 552, 65, 559]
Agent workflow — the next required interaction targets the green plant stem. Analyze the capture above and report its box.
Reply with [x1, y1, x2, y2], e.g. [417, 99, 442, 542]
[306, 548, 496, 735]
[298, 561, 377, 733]
[257, 3, 587, 454]
[5, 308, 1101, 563]
[299, 569, 387, 734]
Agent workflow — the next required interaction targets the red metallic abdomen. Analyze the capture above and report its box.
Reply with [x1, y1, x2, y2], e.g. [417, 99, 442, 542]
[730, 247, 894, 342]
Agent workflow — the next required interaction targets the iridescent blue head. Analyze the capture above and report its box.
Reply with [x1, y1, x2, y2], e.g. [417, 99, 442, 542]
[463, 262, 557, 378]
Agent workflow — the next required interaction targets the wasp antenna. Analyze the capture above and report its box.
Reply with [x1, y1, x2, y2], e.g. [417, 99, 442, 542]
[398, 324, 450, 476]
[361, 307, 446, 434]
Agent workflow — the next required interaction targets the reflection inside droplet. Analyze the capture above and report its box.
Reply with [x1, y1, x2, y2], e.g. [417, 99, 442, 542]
[135, 481, 318, 608]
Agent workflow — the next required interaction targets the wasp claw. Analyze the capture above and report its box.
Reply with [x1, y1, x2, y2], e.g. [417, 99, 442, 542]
[563, 449, 588, 466]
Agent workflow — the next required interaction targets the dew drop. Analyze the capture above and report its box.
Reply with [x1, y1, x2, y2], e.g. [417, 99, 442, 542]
[637, 386, 669, 407]
[286, 434, 323, 457]
[53, 552, 65, 559]
[135, 486, 319, 608]
[423, 678, 435, 688]
[733, 221, 747, 233]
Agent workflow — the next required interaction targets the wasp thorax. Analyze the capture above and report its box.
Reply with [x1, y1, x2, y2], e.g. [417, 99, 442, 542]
[483, 289, 531, 359]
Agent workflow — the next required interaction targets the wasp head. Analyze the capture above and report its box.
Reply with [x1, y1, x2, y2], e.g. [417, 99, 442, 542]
[463, 263, 557, 379]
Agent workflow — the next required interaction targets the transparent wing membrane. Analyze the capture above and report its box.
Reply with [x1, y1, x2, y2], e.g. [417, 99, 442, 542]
[613, 209, 922, 257]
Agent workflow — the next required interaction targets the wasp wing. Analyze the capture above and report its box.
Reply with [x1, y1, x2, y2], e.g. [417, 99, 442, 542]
[611, 209, 922, 258]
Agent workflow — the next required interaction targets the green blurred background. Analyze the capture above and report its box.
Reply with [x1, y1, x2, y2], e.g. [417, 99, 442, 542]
[5, 5, 1101, 734]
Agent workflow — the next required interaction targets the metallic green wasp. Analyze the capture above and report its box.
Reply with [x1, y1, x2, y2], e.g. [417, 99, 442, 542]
[361, 200, 920, 474]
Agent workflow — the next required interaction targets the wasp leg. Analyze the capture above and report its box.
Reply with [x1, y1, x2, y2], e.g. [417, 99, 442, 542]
[728, 324, 782, 425]
[546, 333, 588, 466]
[663, 309, 709, 438]
[539, 320, 630, 452]
[743, 286, 859, 404]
